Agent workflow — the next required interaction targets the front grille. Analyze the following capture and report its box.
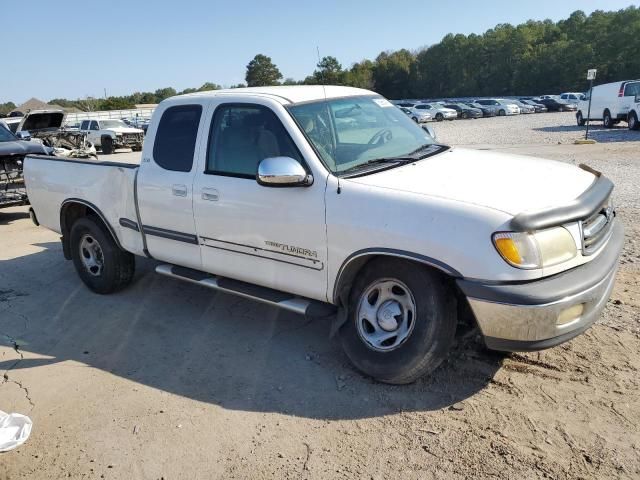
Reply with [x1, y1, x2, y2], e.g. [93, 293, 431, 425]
[581, 199, 615, 255]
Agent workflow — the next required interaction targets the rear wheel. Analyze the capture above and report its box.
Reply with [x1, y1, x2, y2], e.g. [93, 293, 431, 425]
[101, 136, 114, 154]
[603, 110, 613, 128]
[338, 258, 456, 384]
[498, 109, 506, 116]
[629, 112, 639, 130]
[576, 111, 585, 126]
[435, 113, 444, 122]
[461, 111, 468, 119]
[70, 217, 135, 294]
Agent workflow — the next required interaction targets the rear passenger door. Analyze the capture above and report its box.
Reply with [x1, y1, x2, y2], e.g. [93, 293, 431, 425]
[136, 102, 207, 269]
[192, 101, 328, 301]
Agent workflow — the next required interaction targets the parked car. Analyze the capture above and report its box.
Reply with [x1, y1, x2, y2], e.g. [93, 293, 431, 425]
[0, 122, 53, 209]
[475, 99, 519, 116]
[464, 102, 498, 117]
[538, 97, 577, 112]
[415, 103, 457, 121]
[560, 92, 585, 105]
[508, 100, 535, 114]
[397, 102, 456, 122]
[399, 107, 432, 123]
[519, 99, 548, 113]
[442, 103, 483, 119]
[24, 86, 623, 384]
[576, 80, 640, 128]
[79, 119, 144, 154]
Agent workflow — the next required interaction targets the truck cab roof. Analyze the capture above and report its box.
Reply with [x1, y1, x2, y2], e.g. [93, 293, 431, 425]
[177, 85, 375, 105]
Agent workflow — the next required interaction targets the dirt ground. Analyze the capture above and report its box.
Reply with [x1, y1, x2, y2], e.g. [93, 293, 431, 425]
[1, 117, 639, 479]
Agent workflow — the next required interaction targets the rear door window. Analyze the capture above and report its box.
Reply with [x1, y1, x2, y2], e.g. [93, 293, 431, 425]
[153, 104, 203, 172]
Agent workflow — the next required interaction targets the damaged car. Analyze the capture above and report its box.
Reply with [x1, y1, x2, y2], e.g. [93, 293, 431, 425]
[79, 119, 144, 154]
[16, 110, 97, 158]
[0, 122, 53, 209]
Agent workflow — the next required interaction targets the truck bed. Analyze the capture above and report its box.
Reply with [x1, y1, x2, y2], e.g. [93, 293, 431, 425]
[24, 154, 146, 256]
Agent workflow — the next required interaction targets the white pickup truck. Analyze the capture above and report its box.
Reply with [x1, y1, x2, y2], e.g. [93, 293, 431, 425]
[79, 119, 144, 154]
[24, 86, 623, 384]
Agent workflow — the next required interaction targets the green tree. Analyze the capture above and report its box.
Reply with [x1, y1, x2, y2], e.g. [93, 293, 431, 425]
[154, 87, 177, 102]
[345, 60, 374, 89]
[0, 102, 16, 115]
[245, 54, 283, 87]
[198, 82, 221, 91]
[313, 56, 344, 84]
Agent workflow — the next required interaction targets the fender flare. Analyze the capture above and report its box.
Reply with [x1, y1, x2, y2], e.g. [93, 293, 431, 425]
[59, 198, 123, 258]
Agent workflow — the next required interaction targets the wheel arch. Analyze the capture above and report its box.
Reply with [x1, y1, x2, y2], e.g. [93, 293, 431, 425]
[60, 199, 122, 259]
[332, 249, 461, 305]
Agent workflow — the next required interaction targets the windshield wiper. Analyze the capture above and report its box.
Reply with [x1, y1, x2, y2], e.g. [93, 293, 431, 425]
[338, 144, 448, 176]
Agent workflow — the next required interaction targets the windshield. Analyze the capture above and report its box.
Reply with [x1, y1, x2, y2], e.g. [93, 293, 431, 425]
[288, 96, 437, 175]
[100, 120, 128, 128]
[0, 124, 16, 142]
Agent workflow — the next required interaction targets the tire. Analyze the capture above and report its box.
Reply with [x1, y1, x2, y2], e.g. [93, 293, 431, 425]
[412, 117, 419, 123]
[603, 110, 613, 128]
[338, 258, 456, 384]
[461, 111, 468, 119]
[629, 111, 639, 131]
[70, 216, 135, 294]
[498, 109, 506, 116]
[435, 113, 444, 122]
[101, 136, 114, 154]
[576, 111, 585, 126]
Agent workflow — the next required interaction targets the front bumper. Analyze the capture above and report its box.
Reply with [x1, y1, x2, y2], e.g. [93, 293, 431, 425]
[457, 219, 623, 351]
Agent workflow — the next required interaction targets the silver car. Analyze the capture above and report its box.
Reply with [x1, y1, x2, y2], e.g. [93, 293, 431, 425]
[399, 107, 432, 123]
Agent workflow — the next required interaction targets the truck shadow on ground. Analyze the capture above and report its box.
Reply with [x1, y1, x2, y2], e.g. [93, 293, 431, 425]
[0, 242, 503, 420]
[0, 210, 30, 225]
[533, 124, 639, 143]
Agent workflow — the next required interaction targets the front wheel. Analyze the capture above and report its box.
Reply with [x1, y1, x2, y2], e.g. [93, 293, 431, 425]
[603, 110, 613, 128]
[498, 109, 506, 116]
[435, 113, 444, 122]
[70, 217, 135, 294]
[628, 112, 639, 130]
[576, 111, 585, 126]
[338, 258, 456, 384]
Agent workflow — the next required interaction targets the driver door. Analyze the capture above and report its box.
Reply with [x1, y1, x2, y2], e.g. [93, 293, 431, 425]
[192, 100, 328, 302]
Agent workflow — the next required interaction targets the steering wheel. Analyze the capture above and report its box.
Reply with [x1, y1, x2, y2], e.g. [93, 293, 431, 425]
[368, 128, 393, 146]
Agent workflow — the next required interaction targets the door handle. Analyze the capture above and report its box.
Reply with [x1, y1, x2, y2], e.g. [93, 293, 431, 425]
[172, 184, 188, 197]
[201, 188, 219, 202]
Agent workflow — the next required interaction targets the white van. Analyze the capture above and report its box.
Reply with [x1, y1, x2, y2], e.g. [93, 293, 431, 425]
[559, 92, 585, 104]
[576, 80, 640, 129]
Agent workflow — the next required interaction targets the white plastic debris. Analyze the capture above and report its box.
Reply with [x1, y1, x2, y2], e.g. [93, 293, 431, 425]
[0, 410, 32, 452]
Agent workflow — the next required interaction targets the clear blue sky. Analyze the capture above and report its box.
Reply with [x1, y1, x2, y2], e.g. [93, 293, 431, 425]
[2, 0, 635, 104]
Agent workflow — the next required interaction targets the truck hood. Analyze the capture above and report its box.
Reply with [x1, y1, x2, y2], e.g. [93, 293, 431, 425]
[109, 127, 143, 134]
[348, 148, 596, 216]
[17, 110, 65, 133]
[0, 140, 49, 157]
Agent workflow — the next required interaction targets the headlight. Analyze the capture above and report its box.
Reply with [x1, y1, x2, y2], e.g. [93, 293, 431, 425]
[493, 227, 577, 269]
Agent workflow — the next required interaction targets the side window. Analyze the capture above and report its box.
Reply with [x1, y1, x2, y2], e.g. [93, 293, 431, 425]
[89, 121, 99, 130]
[153, 104, 202, 172]
[624, 82, 640, 97]
[80, 120, 89, 130]
[206, 104, 302, 178]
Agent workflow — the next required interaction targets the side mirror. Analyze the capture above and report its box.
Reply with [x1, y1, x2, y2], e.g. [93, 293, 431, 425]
[16, 131, 31, 141]
[422, 124, 437, 140]
[257, 157, 313, 187]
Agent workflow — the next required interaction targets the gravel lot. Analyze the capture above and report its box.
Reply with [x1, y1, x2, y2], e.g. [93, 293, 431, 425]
[435, 111, 640, 146]
[1, 112, 639, 479]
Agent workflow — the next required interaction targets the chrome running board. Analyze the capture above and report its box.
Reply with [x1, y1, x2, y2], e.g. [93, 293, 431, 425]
[155, 264, 335, 318]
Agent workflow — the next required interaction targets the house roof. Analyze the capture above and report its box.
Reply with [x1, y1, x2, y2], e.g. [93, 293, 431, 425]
[11, 97, 64, 115]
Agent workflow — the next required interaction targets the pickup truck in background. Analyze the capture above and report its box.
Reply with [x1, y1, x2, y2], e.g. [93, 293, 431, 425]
[79, 119, 144, 154]
[24, 86, 623, 384]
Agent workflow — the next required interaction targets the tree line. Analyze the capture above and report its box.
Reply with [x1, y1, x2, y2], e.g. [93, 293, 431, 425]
[2, 7, 638, 114]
